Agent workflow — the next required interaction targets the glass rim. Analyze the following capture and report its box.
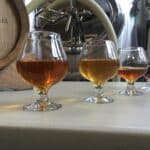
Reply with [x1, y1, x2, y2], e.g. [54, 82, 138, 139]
[27, 30, 61, 39]
[86, 39, 114, 43]
[119, 46, 145, 51]
[86, 39, 116, 46]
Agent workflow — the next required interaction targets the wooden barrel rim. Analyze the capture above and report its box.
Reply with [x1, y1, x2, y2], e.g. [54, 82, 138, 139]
[0, 0, 29, 69]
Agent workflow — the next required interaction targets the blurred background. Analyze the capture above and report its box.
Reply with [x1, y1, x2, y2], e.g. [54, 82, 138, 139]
[24, 0, 150, 80]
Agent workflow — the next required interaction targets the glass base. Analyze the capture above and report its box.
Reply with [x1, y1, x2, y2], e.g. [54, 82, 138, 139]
[23, 101, 62, 111]
[119, 89, 143, 96]
[84, 96, 113, 104]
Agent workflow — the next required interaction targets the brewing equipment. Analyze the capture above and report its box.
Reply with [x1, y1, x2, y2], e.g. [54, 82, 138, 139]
[28, 0, 147, 50]
[28, 0, 116, 52]
[25, 0, 147, 80]
[27, 0, 147, 80]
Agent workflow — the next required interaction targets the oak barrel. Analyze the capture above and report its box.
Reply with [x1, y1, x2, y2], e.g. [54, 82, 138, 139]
[0, 0, 29, 68]
[0, 0, 30, 90]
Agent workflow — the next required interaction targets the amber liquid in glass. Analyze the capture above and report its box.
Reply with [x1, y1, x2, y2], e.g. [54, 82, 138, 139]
[118, 67, 147, 83]
[17, 60, 68, 88]
[79, 59, 119, 86]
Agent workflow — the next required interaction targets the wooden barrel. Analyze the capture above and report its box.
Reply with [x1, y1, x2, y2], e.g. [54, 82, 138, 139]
[0, 0, 29, 69]
[0, 0, 30, 90]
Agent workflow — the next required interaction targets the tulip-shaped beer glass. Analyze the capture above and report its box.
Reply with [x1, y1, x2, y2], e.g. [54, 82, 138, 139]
[16, 31, 68, 111]
[79, 40, 119, 104]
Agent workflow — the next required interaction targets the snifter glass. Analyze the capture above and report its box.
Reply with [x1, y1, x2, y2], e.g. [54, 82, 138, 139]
[79, 39, 119, 104]
[16, 31, 68, 111]
[118, 47, 148, 96]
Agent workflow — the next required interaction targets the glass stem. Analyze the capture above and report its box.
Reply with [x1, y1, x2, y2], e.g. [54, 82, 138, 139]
[126, 82, 136, 96]
[34, 87, 51, 110]
[95, 85, 104, 103]
[36, 93, 49, 103]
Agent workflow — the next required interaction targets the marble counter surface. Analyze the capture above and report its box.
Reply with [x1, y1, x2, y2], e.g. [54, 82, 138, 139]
[0, 81, 150, 150]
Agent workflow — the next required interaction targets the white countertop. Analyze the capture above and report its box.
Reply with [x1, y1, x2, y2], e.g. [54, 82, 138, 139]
[0, 81, 150, 150]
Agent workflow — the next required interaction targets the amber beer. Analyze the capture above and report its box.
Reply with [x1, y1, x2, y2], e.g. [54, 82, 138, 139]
[16, 60, 68, 88]
[118, 67, 147, 83]
[79, 59, 120, 86]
